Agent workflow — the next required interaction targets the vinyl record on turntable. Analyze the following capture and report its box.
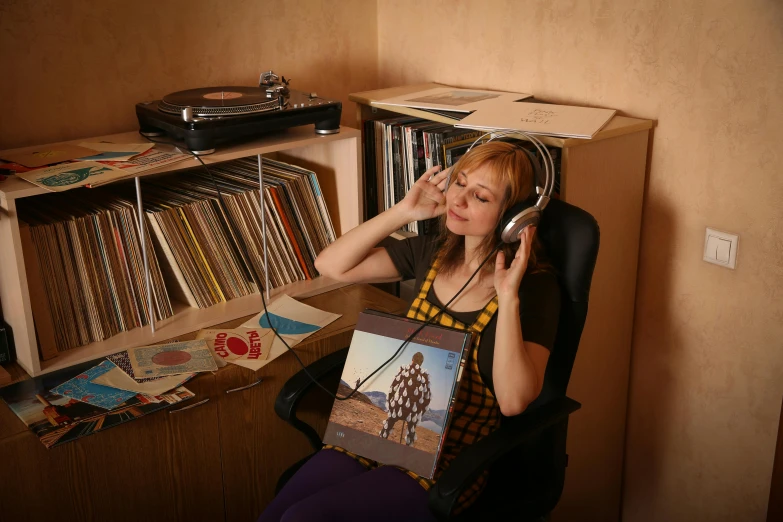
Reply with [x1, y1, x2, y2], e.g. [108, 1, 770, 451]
[160, 86, 281, 117]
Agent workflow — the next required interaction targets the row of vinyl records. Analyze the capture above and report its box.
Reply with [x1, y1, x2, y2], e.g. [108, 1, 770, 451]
[18, 157, 335, 357]
[362, 116, 562, 234]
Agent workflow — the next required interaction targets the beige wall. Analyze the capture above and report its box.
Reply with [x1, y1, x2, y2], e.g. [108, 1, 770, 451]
[0, 0, 378, 149]
[2, 0, 782, 520]
[376, 1, 783, 521]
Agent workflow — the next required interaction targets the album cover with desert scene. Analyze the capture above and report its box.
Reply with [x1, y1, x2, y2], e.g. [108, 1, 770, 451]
[322, 309, 473, 478]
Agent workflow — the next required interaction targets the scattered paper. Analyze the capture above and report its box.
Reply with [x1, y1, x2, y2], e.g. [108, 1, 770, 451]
[230, 335, 291, 371]
[16, 160, 124, 192]
[12, 145, 191, 191]
[200, 336, 229, 368]
[196, 328, 274, 371]
[77, 142, 154, 162]
[0, 354, 196, 449]
[0, 144, 99, 168]
[107, 350, 175, 383]
[91, 360, 194, 396]
[373, 87, 532, 114]
[241, 294, 342, 346]
[51, 360, 138, 409]
[126, 339, 218, 379]
[92, 146, 190, 178]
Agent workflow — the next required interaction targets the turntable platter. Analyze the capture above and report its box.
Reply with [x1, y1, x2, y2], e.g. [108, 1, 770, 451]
[160, 86, 280, 117]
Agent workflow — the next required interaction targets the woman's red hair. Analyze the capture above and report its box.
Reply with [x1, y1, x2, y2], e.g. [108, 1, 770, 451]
[434, 141, 549, 278]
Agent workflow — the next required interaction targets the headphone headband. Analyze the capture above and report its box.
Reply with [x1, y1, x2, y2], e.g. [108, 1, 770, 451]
[464, 130, 554, 209]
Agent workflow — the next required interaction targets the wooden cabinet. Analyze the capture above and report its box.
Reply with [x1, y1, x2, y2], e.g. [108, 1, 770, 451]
[0, 284, 407, 522]
[82, 375, 225, 522]
[0, 373, 224, 522]
[349, 84, 653, 521]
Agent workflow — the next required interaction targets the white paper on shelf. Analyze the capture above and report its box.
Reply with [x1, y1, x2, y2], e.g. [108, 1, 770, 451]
[455, 102, 616, 139]
[373, 87, 532, 114]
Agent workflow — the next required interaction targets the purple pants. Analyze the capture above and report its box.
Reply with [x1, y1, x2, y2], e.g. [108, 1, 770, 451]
[257, 448, 438, 522]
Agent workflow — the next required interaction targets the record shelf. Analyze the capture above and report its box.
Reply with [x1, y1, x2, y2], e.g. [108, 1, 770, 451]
[0, 125, 362, 377]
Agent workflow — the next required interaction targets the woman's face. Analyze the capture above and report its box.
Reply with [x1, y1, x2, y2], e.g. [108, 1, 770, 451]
[445, 163, 507, 238]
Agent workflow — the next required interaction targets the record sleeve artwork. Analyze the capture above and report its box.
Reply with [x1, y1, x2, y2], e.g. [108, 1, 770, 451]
[380, 352, 432, 445]
[107, 351, 169, 383]
[195, 328, 273, 368]
[50, 360, 137, 409]
[407, 91, 500, 107]
[17, 161, 123, 192]
[321, 310, 472, 478]
[126, 339, 218, 378]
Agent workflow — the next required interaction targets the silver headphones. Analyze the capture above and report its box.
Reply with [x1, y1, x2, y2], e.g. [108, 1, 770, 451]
[463, 130, 555, 243]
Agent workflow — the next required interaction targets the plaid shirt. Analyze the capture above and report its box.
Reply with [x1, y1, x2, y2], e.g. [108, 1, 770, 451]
[325, 257, 500, 512]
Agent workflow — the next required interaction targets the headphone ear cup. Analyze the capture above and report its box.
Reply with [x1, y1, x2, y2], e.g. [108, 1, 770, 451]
[500, 201, 541, 243]
[496, 147, 544, 243]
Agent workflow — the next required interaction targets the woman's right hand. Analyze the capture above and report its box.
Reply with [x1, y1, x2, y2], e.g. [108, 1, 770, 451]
[397, 166, 451, 221]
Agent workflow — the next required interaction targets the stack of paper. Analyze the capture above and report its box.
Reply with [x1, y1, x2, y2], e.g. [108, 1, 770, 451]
[0, 144, 100, 168]
[89, 145, 190, 179]
[373, 87, 532, 114]
[455, 102, 616, 139]
[5, 142, 189, 192]
[373, 86, 617, 139]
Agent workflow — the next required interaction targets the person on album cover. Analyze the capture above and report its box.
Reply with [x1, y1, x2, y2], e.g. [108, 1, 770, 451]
[259, 141, 560, 522]
[379, 352, 432, 445]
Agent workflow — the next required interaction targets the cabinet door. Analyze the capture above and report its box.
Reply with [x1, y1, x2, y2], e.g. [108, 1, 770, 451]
[0, 427, 91, 521]
[216, 329, 355, 522]
[0, 373, 224, 522]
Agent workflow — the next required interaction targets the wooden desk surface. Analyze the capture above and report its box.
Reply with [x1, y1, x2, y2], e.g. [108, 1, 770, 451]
[0, 283, 407, 439]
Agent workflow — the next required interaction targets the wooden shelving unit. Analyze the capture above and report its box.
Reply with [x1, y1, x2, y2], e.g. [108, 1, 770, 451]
[0, 125, 362, 377]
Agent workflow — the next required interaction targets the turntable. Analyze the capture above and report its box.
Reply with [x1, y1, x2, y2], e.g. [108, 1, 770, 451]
[136, 71, 342, 154]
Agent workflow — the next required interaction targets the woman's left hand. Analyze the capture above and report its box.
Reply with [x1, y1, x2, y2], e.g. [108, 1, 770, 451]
[494, 225, 535, 302]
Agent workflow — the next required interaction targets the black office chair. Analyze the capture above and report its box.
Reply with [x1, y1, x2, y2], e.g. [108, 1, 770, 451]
[273, 198, 600, 521]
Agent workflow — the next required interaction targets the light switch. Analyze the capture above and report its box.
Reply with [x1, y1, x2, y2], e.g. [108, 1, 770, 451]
[707, 236, 731, 263]
[703, 228, 738, 269]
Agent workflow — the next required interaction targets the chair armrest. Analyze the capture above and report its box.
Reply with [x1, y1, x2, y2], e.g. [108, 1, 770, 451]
[428, 396, 581, 520]
[274, 347, 349, 450]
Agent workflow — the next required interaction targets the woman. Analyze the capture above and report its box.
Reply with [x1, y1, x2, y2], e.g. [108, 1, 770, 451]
[258, 141, 561, 522]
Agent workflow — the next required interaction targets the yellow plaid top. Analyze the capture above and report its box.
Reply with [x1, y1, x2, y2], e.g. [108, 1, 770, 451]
[325, 257, 501, 512]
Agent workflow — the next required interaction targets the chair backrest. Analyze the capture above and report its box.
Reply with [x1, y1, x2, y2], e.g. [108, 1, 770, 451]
[474, 199, 600, 519]
[530, 198, 600, 408]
